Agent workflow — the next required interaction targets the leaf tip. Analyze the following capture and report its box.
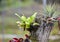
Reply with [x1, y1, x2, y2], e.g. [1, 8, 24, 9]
[34, 12, 37, 15]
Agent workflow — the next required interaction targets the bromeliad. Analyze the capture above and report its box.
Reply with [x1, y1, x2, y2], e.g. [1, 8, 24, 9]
[15, 12, 39, 31]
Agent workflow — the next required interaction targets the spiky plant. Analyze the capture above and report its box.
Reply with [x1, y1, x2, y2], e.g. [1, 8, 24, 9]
[44, 4, 59, 19]
[15, 12, 38, 31]
[36, 4, 60, 42]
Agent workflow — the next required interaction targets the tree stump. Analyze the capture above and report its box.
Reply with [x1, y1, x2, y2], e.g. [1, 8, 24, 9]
[36, 18, 54, 42]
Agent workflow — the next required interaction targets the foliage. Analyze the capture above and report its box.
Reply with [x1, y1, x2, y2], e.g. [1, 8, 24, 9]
[44, 4, 59, 18]
[15, 12, 37, 29]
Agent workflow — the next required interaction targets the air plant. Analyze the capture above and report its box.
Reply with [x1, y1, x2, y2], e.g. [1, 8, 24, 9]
[15, 12, 39, 31]
[44, 4, 59, 19]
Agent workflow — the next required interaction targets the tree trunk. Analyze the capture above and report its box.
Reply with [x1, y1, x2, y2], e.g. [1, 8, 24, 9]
[41, 26, 52, 42]
[36, 21, 53, 42]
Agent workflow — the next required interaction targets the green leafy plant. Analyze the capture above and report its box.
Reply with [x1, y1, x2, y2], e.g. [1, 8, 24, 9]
[44, 4, 56, 17]
[44, 4, 60, 18]
[15, 12, 38, 31]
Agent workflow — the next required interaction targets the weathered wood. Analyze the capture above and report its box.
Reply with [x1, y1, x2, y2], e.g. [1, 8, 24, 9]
[36, 17, 54, 42]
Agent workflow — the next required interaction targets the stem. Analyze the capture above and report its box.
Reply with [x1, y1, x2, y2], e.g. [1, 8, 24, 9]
[24, 22, 26, 31]
[24, 27, 25, 31]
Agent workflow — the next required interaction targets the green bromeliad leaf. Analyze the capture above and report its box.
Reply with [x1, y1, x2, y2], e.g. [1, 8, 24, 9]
[15, 13, 21, 19]
[30, 12, 37, 22]
[15, 12, 37, 29]
[44, 4, 56, 17]
[26, 12, 37, 28]
[20, 22, 25, 28]
[21, 15, 27, 22]
[27, 12, 37, 23]
[15, 13, 27, 22]
[33, 23, 39, 26]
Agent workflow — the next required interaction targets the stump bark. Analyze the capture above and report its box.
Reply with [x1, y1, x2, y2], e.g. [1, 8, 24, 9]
[36, 19, 54, 42]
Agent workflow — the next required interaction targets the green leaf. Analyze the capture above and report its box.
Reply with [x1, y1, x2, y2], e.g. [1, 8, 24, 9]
[20, 22, 25, 28]
[15, 13, 21, 19]
[27, 17, 32, 23]
[30, 12, 37, 22]
[21, 15, 27, 22]
[33, 23, 39, 26]
[44, 5, 56, 17]
[31, 12, 37, 18]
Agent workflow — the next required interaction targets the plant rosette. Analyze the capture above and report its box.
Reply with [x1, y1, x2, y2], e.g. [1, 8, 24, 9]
[15, 12, 39, 38]
[15, 12, 37, 30]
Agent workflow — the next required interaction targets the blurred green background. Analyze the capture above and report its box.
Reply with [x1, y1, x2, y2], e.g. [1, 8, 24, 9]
[0, 0, 60, 42]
